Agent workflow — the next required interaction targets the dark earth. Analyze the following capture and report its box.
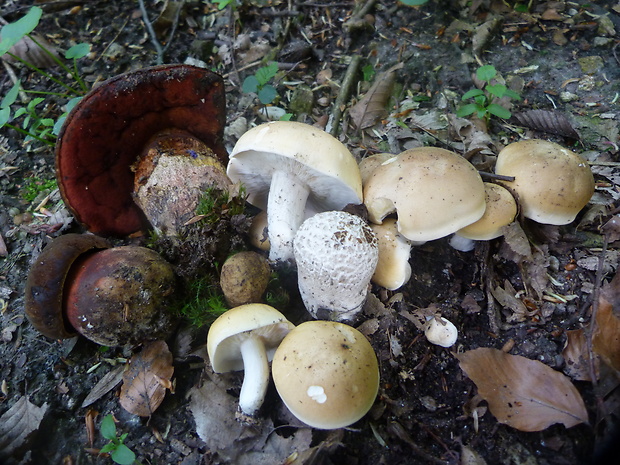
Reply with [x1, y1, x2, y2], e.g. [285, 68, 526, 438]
[1, 1, 620, 464]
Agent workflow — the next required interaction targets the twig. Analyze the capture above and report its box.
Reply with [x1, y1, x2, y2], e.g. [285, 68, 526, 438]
[138, 0, 184, 65]
[327, 54, 361, 137]
[1, 60, 29, 103]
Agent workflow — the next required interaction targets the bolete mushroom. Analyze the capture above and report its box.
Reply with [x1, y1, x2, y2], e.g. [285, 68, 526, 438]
[271, 320, 379, 429]
[449, 182, 518, 252]
[56, 64, 228, 237]
[25, 234, 177, 346]
[207, 303, 294, 416]
[293, 211, 378, 321]
[494, 139, 594, 225]
[226, 121, 363, 262]
[363, 147, 486, 243]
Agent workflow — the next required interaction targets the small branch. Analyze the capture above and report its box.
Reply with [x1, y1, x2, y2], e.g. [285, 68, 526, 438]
[328, 54, 361, 137]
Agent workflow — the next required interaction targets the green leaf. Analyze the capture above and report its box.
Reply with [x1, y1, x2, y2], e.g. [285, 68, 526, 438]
[476, 65, 497, 82]
[485, 84, 508, 98]
[487, 103, 511, 119]
[99, 443, 116, 454]
[399, 0, 429, 5]
[65, 96, 82, 113]
[456, 103, 478, 118]
[258, 85, 277, 105]
[255, 62, 278, 87]
[1, 81, 21, 108]
[14, 108, 27, 118]
[111, 444, 136, 465]
[461, 89, 485, 100]
[279, 113, 293, 121]
[65, 43, 90, 59]
[0, 7, 42, 55]
[242, 75, 259, 94]
[362, 64, 375, 82]
[40, 118, 54, 126]
[503, 88, 521, 100]
[0, 107, 11, 127]
[100, 414, 117, 440]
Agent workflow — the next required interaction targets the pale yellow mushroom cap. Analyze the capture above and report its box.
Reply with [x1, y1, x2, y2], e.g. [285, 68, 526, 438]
[457, 183, 517, 240]
[359, 152, 395, 185]
[272, 320, 379, 429]
[363, 147, 486, 242]
[494, 139, 594, 225]
[370, 218, 412, 290]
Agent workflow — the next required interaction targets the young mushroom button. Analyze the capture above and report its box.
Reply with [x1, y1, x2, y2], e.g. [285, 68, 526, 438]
[226, 121, 363, 263]
[207, 304, 294, 416]
[293, 211, 378, 322]
[271, 320, 380, 430]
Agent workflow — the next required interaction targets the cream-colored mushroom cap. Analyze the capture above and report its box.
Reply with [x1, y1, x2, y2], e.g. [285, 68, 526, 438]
[457, 183, 517, 240]
[272, 320, 379, 430]
[425, 316, 458, 348]
[371, 219, 412, 290]
[359, 152, 395, 185]
[363, 147, 486, 242]
[494, 139, 594, 225]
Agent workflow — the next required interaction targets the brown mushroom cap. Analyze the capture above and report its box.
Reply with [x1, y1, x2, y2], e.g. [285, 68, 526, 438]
[25, 233, 111, 339]
[56, 64, 226, 237]
[457, 183, 517, 240]
[494, 139, 594, 225]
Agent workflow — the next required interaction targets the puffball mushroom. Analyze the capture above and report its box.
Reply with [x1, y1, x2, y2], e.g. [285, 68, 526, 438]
[363, 147, 486, 243]
[25, 234, 177, 346]
[207, 304, 294, 416]
[227, 121, 363, 262]
[293, 211, 378, 321]
[424, 316, 458, 348]
[271, 320, 380, 430]
[449, 183, 518, 252]
[370, 218, 412, 290]
[494, 139, 594, 225]
[56, 64, 228, 237]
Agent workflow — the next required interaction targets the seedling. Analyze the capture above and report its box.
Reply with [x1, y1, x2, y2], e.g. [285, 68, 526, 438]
[399, 0, 429, 5]
[195, 186, 246, 225]
[242, 62, 279, 105]
[0, 6, 90, 145]
[457, 65, 521, 123]
[99, 414, 139, 465]
[212, 0, 238, 9]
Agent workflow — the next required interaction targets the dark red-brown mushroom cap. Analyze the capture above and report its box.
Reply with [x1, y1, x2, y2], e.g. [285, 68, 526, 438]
[56, 64, 227, 237]
[25, 233, 111, 339]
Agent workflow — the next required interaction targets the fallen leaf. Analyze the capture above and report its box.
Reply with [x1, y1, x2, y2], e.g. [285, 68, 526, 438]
[0, 396, 48, 461]
[562, 329, 597, 382]
[593, 295, 620, 372]
[490, 280, 533, 323]
[1, 33, 60, 68]
[81, 365, 125, 408]
[119, 341, 174, 417]
[456, 347, 589, 431]
[350, 63, 403, 130]
[513, 110, 580, 139]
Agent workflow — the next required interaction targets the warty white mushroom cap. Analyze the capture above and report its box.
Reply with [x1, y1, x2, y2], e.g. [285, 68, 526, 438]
[293, 211, 379, 321]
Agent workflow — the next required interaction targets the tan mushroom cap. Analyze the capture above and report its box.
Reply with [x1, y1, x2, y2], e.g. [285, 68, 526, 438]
[227, 121, 362, 211]
[207, 303, 294, 373]
[359, 152, 395, 185]
[272, 320, 379, 430]
[363, 147, 486, 242]
[494, 139, 594, 225]
[457, 183, 517, 240]
[370, 219, 412, 290]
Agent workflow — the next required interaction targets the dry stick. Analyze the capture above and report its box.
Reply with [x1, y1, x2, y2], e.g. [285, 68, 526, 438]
[1, 60, 29, 103]
[328, 55, 361, 137]
[138, 0, 184, 65]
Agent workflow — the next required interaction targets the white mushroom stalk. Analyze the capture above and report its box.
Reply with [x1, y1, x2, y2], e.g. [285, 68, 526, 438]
[237, 335, 269, 415]
[293, 211, 379, 321]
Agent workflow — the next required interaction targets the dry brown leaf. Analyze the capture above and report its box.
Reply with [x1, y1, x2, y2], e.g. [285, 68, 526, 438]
[350, 62, 403, 130]
[490, 280, 533, 323]
[2, 33, 60, 68]
[0, 396, 48, 461]
[513, 110, 580, 139]
[456, 347, 589, 432]
[81, 365, 125, 408]
[593, 296, 620, 372]
[562, 329, 597, 382]
[119, 341, 174, 417]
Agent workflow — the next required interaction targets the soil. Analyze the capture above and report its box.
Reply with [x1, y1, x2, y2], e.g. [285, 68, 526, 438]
[1, 1, 620, 464]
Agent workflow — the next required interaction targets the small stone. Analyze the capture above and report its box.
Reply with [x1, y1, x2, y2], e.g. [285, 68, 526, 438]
[577, 56, 603, 75]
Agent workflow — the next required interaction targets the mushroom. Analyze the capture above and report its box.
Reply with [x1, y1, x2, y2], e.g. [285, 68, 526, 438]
[370, 218, 412, 290]
[494, 139, 594, 225]
[25, 234, 177, 346]
[358, 152, 394, 185]
[271, 320, 379, 429]
[226, 121, 363, 262]
[424, 316, 458, 348]
[207, 303, 294, 416]
[363, 147, 486, 244]
[293, 211, 378, 321]
[56, 64, 228, 237]
[449, 183, 518, 252]
[219, 251, 271, 307]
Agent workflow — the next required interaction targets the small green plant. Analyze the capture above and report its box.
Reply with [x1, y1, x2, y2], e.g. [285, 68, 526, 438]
[99, 414, 138, 465]
[178, 278, 228, 327]
[20, 176, 57, 202]
[242, 62, 279, 105]
[399, 0, 429, 6]
[457, 65, 521, 123]
[0, 6, 90, 145]
[195, 186, 246, 225]
[212, 0, 238, 9]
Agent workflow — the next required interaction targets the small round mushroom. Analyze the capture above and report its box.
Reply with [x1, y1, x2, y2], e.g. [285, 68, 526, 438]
[219, 251, 271, 307]
[370, 218, 412, 290]
[207, 303, 294, 416]
[363, 147, 486, 243]
[449, 183, 518, 252]
[293, 211, 378, 321]
[271, 320, 379, 430]
[494, 139, 594, 225]
[227, 121, 363, 262]
[424, 316, 458, 348]
[56, 64, 228, 237]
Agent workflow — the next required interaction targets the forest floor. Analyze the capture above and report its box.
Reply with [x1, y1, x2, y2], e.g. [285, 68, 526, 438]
[1, 1, 620, 464]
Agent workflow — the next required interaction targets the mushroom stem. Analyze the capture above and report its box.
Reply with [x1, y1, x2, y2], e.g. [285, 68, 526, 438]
[267, 169, 310, 262]
[238, 335, 270, 415]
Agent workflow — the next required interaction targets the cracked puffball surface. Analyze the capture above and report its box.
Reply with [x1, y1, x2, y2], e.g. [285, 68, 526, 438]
[207, 304, 294, 416]
[272, 320, 379, 429]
